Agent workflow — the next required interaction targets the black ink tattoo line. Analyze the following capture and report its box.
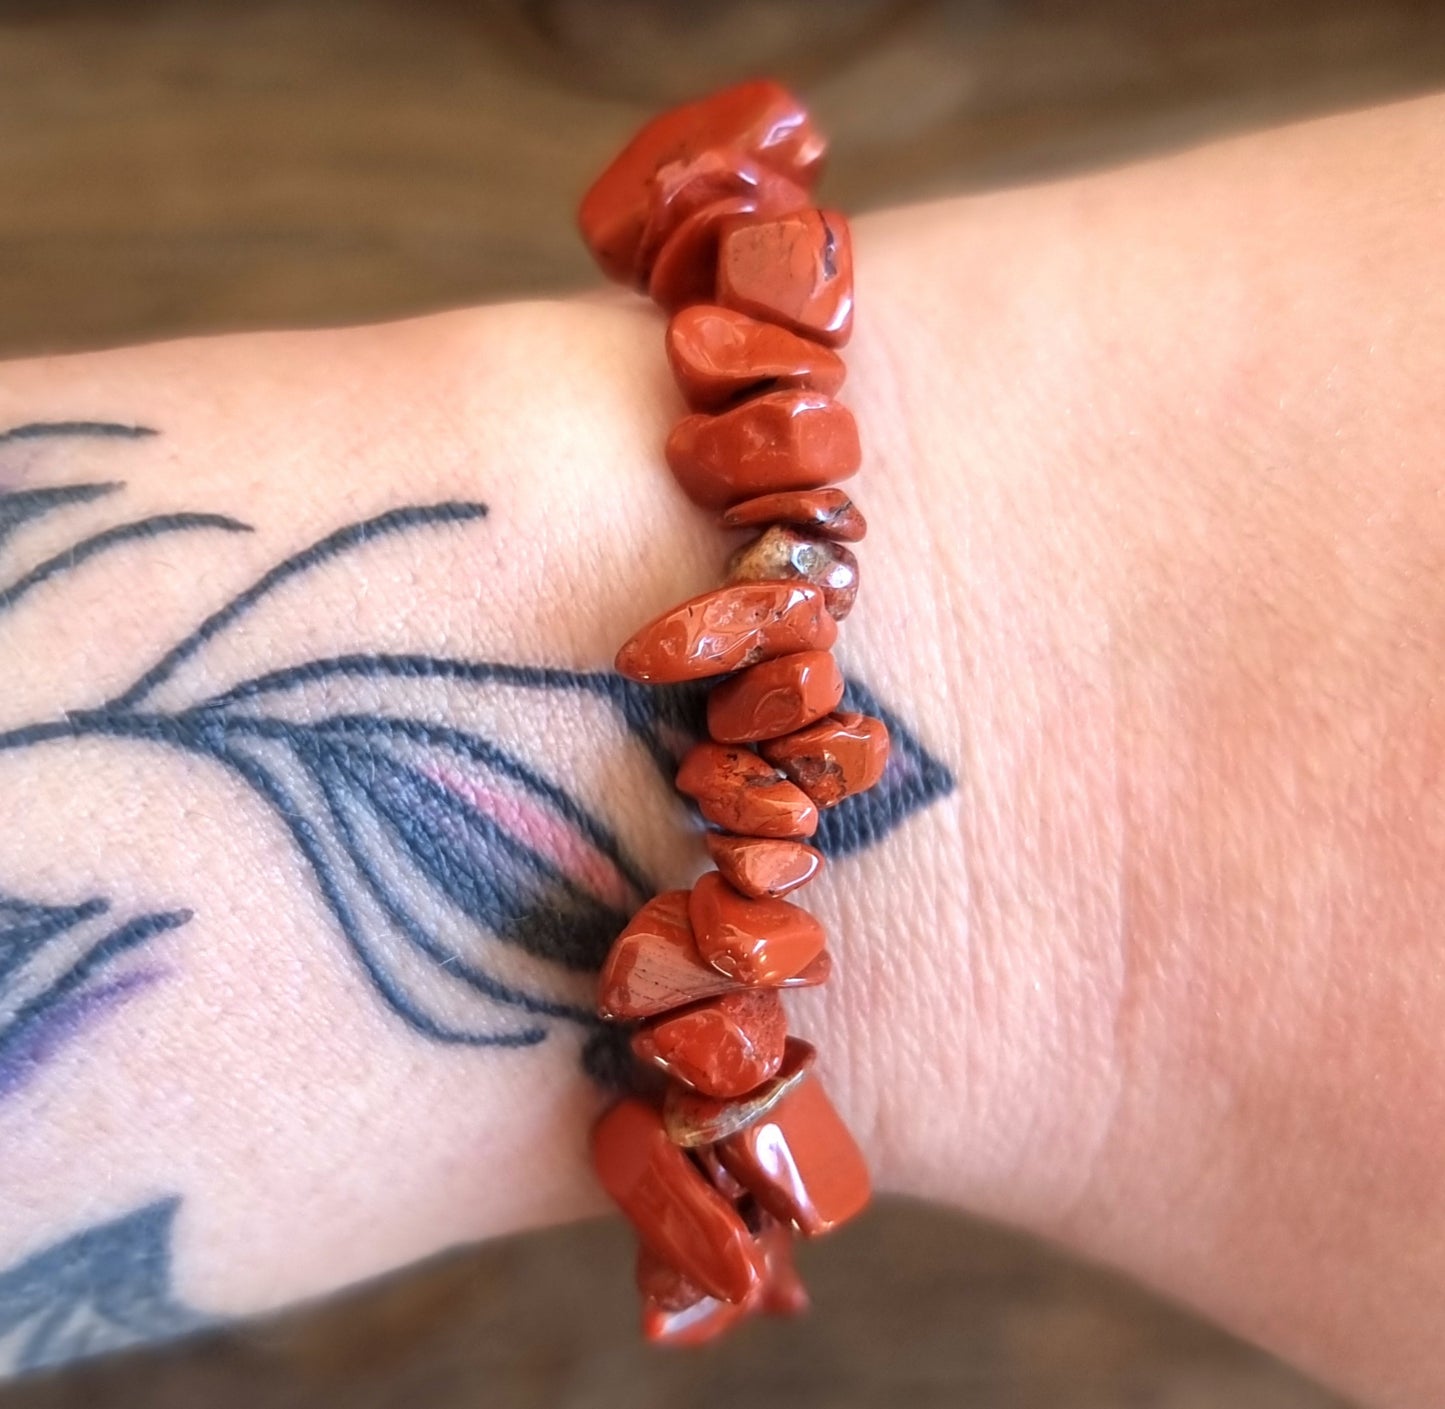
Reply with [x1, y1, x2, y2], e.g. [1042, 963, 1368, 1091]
[0, 484, 120, 553]
[0, 422, 155, 449]
[0, 512, 252, 614]
[0, 897, 108, 984]
[102, 501, 489, 713]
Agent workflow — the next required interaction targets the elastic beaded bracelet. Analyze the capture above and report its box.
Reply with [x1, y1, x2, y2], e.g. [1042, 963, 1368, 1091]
[577, 80, 884, 1348]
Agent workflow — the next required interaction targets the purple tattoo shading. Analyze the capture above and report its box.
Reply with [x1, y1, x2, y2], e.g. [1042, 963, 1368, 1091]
[0, 969, 165, 1102]
[0, 892, 191, 1107]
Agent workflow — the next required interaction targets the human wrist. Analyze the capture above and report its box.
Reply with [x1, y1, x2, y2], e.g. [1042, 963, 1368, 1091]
[0, 286, 962, 1331]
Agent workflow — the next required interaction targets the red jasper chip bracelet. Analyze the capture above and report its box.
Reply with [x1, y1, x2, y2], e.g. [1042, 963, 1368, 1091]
[578, 79, 887, 1346]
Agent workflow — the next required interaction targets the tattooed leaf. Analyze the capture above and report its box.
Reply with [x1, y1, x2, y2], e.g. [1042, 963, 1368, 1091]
[196, 711, 648, 1046]
[0, 891, 187, 1103]
[0, 1199, 208, 1375]
[306, 724, 640, 968]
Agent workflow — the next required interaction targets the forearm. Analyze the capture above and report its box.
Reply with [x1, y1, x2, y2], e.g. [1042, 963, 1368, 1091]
[2, 91, 1444, 1407]
[869, 92, 1445, 1406]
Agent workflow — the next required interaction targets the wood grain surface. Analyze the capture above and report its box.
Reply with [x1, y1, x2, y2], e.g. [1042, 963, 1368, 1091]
[3, 1, 1440, 1404]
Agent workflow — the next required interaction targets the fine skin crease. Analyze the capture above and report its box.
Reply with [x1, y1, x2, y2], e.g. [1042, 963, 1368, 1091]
[1, 90, 1445, 1404]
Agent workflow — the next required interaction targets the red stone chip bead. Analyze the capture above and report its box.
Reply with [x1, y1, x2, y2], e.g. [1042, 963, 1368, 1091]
[633, 151, 803, 281]
[598, 890, 737, 1020]
[592, 1098, 764, 1304]
[720, 486, 867, 542]
[689, 870, 826, 985]
[665, 390, 860, 509]
[631, 151, 750, 275]
[675, 742, 820, 839]
[760, 711, 891, 809]
[649, 177, 808, 311]
[667, 305, 847, 411]
[578, 79, 827, 285]
[631, 987, 787, 1097]
[647, 195, 754, 311]
[615, 580, 835, 684]
[707, 649, 844, 744]
[637, 1244, 706, 1313]
[755, 1221, 811, 1318]
[665, 1036, 817, 1147]
[705, 832, 824, 899]
[718, 208, 855, 347]
[598, 890, 829, 1020]
[714, 1075, 871, 1237]
[637, 1222, 807, 1345]
[727, 524, 860, 620]
[696, 1144, 748, 1200]
[641, 1286, 753, 1348]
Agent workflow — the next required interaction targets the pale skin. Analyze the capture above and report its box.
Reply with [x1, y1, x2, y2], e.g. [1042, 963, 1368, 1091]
[0, 89, 1443, 1406]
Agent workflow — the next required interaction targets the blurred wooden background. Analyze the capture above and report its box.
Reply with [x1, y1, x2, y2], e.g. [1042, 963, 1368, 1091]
[4, 0, 1444, 1403]
[2, 0, 1445, 357]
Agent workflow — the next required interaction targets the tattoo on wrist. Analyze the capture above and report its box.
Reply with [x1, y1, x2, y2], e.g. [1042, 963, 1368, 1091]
[1, 419, 952, 1071]
[0, 418, 951, 1371]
